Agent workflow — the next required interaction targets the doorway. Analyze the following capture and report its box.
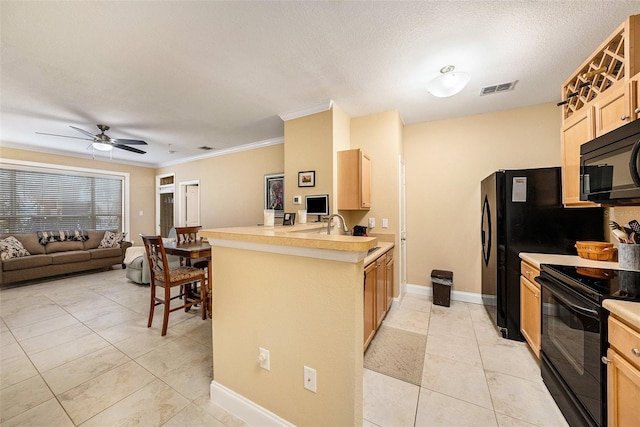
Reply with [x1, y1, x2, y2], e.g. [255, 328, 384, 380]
[179, 181, 201, 227]
[156, 174, 175, 236]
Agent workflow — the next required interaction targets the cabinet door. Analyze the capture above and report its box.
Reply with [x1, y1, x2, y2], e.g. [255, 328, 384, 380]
[360, 153, 371, 209]
[594, 81, 631, 137]
[607, 348, 640, 427]
[364, 262, 376, 350]
[561, 107, 597, 207]
[385, 255, 394, 311]
[520, 275, 541, 358]
[375, 255, 386, 328]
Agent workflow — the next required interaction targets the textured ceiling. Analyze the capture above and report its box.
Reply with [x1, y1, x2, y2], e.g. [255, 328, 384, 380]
[1, 1, 639, 167]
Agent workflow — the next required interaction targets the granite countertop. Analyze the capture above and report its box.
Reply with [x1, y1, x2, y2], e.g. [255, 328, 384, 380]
[603, 300, 640, 330]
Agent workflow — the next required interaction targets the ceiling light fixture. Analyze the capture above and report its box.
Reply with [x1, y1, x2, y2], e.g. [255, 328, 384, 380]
[427, 65, 470, 98]
[92, 142, 113, 151]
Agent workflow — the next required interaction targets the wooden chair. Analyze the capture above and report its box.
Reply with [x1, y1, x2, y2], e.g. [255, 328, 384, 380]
[141, 234, 207, 336]
[174, 226, 208, 268]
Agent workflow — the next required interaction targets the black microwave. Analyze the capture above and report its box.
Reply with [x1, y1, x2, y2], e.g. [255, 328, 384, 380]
[580, 119, 640, 205]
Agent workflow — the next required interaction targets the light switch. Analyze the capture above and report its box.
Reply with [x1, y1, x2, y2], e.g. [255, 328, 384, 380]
[382, 218, 389, 228]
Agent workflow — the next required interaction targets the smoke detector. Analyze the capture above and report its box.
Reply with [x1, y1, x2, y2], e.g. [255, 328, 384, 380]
[480, 81, 517, 96]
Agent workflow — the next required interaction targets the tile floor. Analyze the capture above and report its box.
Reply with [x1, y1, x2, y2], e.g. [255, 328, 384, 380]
[0, 268, 569, 426]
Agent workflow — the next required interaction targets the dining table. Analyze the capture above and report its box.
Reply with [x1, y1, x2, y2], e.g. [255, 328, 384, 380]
[163, 240, 212, 317]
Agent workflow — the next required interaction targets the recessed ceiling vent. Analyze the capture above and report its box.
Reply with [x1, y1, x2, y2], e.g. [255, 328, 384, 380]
[198, 146, 215, 151]
[480, 81, 517, 96]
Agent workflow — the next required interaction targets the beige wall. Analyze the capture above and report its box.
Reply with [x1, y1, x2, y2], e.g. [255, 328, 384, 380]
[0, 146, 155, 244]
[211, 245, 363, 426]
[403, 103, 562, 294]
[283, 110, 335, 216]
[155, 144, 284, 228]
[347, 110, 403, 295]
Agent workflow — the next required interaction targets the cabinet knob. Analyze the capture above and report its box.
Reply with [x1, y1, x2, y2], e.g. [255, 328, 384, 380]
[601, 356, 610, 365]
[621, 115, 629, 121]
[632, 348, 640, 357]
[534, 293, 539, 299]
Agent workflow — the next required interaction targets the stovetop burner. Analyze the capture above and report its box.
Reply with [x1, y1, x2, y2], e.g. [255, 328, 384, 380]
[541, 264, 640, 303]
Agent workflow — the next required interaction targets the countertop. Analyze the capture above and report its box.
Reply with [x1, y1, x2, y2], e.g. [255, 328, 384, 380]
[521, 252, 640, 331]
[520, 253, 618, 270]
[363, 242, 394, 266]
[603, 300, 640, 330]
[200, 223, 377, 253]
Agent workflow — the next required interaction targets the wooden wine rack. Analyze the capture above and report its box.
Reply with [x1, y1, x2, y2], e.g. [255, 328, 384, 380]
[561, 15, 640, 121]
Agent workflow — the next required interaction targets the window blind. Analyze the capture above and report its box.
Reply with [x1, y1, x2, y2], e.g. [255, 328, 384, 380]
[0, 166, 124, 233]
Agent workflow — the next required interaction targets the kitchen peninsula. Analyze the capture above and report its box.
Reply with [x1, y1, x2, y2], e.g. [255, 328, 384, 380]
[200, 223, 379, 426]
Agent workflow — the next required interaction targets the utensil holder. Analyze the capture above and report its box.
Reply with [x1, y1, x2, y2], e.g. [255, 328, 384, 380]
[618, 243, 640, 270]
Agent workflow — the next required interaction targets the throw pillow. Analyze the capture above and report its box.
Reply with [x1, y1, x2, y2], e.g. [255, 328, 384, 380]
[37, 230, 89, 245]
[0, 236, 31, 261]
[98, 231, 127, 248]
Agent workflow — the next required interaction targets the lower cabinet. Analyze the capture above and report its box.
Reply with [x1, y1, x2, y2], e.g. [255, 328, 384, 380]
[606, 316, 640, 426]
[363, 247, 394, 351]
[364, 261, 376, 350]
[520, 260, 541, 358]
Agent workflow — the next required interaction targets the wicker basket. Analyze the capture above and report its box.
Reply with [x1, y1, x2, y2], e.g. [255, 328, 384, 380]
[575, 241, 617, 261]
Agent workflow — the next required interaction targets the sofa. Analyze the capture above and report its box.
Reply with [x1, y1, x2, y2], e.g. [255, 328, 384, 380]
[124, 228, 180, 284]
[0, 230, 132, 286]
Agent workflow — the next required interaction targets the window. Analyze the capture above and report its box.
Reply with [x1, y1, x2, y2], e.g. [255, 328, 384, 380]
[0, 163, 126, 233]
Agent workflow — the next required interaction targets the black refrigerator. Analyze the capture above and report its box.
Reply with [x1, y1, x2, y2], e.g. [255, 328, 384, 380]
[480, 167, 604, 341]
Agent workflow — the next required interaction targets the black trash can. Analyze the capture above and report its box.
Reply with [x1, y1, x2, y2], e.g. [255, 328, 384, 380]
[431, 269, 453, 307]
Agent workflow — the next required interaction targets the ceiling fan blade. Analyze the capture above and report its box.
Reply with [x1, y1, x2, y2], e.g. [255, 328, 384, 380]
[70, 125, 97, 139]
[113, 144, 146, 154]
[35, 132, 93, 141]
[111, 138, 147, 145]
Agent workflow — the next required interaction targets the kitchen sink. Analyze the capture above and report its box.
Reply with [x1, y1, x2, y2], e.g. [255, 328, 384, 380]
[367, 246, 381, 255]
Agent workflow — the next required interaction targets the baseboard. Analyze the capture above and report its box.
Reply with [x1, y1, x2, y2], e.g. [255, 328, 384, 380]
[210, 381, 294, 427]
[405, 283, 483, 305]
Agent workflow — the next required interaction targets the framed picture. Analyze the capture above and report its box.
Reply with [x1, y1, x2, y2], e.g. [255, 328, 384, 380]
[283, 212, 296, 226]
[264, 173, 284, 217]
[298, 170, 315, 187]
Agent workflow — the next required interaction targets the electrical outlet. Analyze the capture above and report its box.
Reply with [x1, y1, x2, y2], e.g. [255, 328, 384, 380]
[368, 217, 375, 229]
[258, 347, 270, 371]
[293, 195, 301, 205]
[382, 218, 389, 228]
[304, 366, 317, 392]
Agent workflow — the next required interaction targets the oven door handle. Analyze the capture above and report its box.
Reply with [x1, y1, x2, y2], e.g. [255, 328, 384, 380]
[539, 277, 599, 319]
[630, 138, 640, 186]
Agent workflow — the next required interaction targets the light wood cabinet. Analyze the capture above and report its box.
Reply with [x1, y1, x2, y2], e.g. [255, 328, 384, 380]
[594, 80, 632, 137]
[560, 15, 640, 207]
[606, 316, 640, 427]
[520, 261, 541, 358]
[375, 254, 386, 328]
[338, 149, 371, 210]
[363, 247, 394, 351]
[631, 74, 640, 121]
[385, 251, 394, 311]
[561, 107, 596, 206]
[364, 261, 376, 351]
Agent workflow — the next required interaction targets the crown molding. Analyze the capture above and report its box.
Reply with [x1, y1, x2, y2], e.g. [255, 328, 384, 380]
[278, 99, 334, 122]
[156, 137, 284, 168]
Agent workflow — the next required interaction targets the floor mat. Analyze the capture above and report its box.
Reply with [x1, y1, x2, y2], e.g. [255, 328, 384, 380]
[364, 325, 427, 386]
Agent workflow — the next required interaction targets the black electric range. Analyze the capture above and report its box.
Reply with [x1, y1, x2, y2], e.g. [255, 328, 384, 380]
[535, 264, 640, 427]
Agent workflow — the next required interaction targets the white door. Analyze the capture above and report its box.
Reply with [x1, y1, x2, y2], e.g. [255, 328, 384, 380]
[185, 184, 200, 226]
[399, 157, 407, 296]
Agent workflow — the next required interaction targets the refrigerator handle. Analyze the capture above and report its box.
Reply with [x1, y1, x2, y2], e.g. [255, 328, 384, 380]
[481, 195, 492, 267]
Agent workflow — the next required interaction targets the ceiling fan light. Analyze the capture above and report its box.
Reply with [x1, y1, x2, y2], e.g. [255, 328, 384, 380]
[427, 65, 470, 98]
[92, 142, 113, 151]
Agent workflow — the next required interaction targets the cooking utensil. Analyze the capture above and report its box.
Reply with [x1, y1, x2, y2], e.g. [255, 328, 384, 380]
[609, 221, 623, 230]
[611, 228, 629, 243]
[629, 219, 640, 235]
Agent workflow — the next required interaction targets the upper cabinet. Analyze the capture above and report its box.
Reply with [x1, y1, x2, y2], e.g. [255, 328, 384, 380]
[338, 148, 371, 210]
[560, 15, 640, 206]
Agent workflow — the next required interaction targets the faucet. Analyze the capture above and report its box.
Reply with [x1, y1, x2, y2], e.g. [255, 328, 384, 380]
[327, 214, 349, 235]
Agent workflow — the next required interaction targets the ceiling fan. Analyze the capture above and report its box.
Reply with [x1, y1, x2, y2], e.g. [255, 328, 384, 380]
[36, 124, 147, 154]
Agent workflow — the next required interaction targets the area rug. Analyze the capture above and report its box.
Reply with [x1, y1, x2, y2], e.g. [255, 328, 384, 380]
[364, 325, 427, 386]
